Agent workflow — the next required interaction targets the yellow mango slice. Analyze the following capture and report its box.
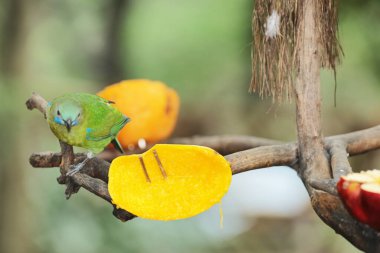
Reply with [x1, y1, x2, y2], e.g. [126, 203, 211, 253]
[108, 144, 232, 220]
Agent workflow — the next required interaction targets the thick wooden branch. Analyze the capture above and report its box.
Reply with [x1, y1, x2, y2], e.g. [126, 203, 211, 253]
[168, 135, 281, 155]
[295, 0, 330, 182]
[310, 193, 380, 252]
[30, 125, 380, 176]
[292, 1, 380, 251]
[58, 140, 80, 199]
[227, 144, 297, 174]
[70, 173, 110, 201]
[30, 152, 110, 182]
[97, 135, 282, 161]
[90, 125, 380, 174]
[328, 124, 380, 155]
[307, 126, 380, 199]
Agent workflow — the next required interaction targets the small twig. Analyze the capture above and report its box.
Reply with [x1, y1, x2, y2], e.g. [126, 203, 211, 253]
[153, 149, 167, 179]
[326, 140, 352, 180]
[138, 156, 151, 183]
[25, 92, 48, 118]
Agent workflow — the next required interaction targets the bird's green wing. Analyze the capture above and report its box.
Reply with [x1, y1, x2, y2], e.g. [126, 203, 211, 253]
[85, 116, 130, 141]
[81, 94, 129, 139]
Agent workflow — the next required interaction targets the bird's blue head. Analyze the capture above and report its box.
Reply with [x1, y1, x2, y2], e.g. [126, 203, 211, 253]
[52, 100, 82, 132]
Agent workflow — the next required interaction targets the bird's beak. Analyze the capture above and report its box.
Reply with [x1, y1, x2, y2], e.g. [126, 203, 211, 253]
[65, 119, 72, 132]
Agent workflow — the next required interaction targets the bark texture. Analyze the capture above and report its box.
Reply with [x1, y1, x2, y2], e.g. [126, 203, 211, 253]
[293, 1, 380, 251]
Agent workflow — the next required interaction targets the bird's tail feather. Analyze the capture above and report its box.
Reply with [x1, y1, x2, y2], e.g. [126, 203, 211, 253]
[111, 138, 125, 154]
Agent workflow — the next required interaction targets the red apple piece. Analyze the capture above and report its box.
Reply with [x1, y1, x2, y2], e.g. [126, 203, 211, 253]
[361, 183, 380, 230]
[337, 176, 369, 224]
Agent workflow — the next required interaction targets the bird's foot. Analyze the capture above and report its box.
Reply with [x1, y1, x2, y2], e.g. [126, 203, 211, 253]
[66, 152, 94, 176]
[66, 162, 85, 176]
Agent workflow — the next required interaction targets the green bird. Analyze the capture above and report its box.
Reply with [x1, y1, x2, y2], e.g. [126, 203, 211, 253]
[47, 93, 130, 175]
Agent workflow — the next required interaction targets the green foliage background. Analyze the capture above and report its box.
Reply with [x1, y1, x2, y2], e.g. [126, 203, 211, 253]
[0, 0, 379, 252]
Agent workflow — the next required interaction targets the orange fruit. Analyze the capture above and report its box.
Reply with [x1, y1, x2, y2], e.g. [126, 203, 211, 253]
[97, 80, 180, 148]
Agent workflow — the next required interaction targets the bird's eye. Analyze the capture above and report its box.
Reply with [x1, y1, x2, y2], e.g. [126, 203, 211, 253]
[57, 110, 61, 116]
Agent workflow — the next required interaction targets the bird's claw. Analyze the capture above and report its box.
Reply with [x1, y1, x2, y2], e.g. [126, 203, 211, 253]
[66, 162, 85, 176]
[66, 153, 93, 176]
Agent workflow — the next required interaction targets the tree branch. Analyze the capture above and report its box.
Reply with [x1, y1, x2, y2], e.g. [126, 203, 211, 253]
[292, 1, 380, 251]
[25, 92, 48, 118]
[227, 143, 297, 174]
[31, 124, 380, 175]
[328, 124, 380, 155]
[168, 136, 282, 155]
[26, 93, 380, 250]
[328, 140, 352, 180]
[27, 90, 380, 178]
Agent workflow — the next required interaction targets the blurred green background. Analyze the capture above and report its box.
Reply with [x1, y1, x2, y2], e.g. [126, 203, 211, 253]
[1, 0, 379, 252]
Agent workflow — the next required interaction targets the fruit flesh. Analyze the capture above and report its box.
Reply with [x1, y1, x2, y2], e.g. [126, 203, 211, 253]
[337, 178, 368, 223]
[361, 183, 380, 229]
[108, 144, 232, 220]
[337, 170, 380, 231]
